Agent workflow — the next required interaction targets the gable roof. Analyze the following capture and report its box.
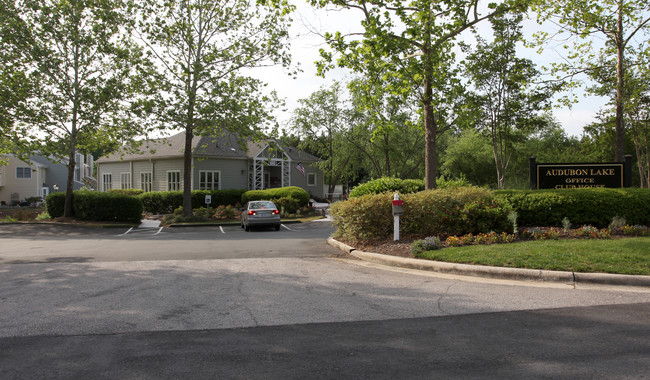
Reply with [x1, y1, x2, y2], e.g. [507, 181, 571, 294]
[96, 131, 320, 163]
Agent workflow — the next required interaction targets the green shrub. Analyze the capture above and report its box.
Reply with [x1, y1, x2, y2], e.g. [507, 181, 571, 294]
[411, 237, 441, 255]
[241, 186, 309, 207]
[108, 188, 144, 196]
[437, 176, 471, 189]
[139, 189, 246, 214]
[330, 187, 511, 242]
[72, 191, 143, 223]
[194, 206, 208, 218]
[35, 211, 51, 220]
[45, 192, 66, 218]
[24, 196, 43, 206]
[273, 196, 300, 215]
[495, 188, 650, 227]
[349, 177, 425, 198]
[213, 204, 236, 219]
[348, 176, 472, 199]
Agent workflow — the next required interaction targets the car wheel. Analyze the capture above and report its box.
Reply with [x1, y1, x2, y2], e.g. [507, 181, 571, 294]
[275, 224, 280, 231]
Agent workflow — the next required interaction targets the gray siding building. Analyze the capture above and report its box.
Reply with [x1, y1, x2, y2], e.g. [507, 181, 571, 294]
[95, 132, 325, 199]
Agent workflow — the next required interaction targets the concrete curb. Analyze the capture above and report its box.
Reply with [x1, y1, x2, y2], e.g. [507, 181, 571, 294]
[327, 238, 650, 287]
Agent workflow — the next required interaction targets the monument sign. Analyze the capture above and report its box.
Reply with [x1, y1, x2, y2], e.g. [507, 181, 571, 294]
[529, 156, 632, 190]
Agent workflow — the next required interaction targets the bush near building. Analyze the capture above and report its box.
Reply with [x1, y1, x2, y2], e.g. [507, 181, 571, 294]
[139, 189, 246, 214]
[46, 191, 143, 223]
[241, 186, 310, 207]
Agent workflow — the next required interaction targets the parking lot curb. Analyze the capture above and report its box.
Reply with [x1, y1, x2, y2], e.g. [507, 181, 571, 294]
[327, 238, 650, 287]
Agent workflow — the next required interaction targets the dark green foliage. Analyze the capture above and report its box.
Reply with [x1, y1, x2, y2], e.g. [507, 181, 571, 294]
[349, 177, 425, 198]
[108, 188, 144, 196]
[242, 186, 310, 207]
[73, 192, 143, 223]
[349, 176, 471, 198]
[330, 187, 512, 242]
[190, 189, 246, 209]
[273, 196, 300, 215]
[139, 189, 246, 214]
[45, 192, 66, 218]
[495, 188, 650, 227]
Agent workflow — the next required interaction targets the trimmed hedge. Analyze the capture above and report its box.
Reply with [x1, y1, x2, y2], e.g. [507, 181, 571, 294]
[350, 177, 424, 198]
[139, 189, 247, 214]
[331, 187, 512, 242]
[45, 192, 66, 218]
[45, 191, 143, 223]
[242, 186, 310, 207]
[73, 191, 143, 223]
[494, 188, 650, 228]
[349, 176, 472, 198]
[108, 188, 144, 196]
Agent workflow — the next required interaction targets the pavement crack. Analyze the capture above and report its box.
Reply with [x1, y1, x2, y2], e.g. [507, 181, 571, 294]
[235, 270, 259, 327]
[437, 282, 456, 315]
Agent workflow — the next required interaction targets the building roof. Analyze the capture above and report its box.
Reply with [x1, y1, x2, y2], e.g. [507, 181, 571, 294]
[96, 131, 320, 163]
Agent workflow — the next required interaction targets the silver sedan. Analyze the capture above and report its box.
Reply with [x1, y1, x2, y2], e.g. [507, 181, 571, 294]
[240, 201, 281, 231]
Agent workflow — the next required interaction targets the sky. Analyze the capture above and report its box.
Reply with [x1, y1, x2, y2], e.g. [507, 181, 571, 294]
[249, 1, 609, 138]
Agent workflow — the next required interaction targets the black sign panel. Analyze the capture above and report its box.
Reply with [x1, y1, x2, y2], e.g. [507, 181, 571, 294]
[536, 163, 624, 189]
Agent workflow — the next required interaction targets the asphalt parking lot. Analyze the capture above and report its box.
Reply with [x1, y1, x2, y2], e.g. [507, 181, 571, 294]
[1, 221, 649, 378]
[0, 220, 338, 263]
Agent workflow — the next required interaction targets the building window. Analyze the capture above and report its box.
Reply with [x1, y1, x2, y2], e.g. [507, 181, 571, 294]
[167, 171, 181, 191]
[141, 172, 152, 192]
[307, 173, 316, 186]
[120, 172, 131, 189]
[102, 174, 112, 192]
[199, 170, 220, 190]
[16, 167, 32, 179]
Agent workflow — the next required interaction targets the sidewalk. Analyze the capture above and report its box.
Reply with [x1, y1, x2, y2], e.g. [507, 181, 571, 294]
[327, 238, 650, 288]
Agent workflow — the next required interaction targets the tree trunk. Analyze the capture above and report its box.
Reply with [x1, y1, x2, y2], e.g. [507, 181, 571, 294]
[423, 64, 437, 189]
[183, 127, 194, 216]
[64, 140, 76, 218]
[615, 3, 625, 162]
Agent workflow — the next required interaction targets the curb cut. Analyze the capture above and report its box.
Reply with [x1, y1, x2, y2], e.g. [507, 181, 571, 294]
[327, 238, 650, 287]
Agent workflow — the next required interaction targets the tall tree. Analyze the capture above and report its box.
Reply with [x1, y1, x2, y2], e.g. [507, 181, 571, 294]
[289, 83, 353, 200]
[137, 0, 293, 216]
[589, 53, 650, 186]
[310, 0, 525, 189]
[461, 13, 553, 189]
[0, 0, 37, 161]
[347, 77, 425, 179]
[533, 0, 650, 162]
[9, 0, 151, 217]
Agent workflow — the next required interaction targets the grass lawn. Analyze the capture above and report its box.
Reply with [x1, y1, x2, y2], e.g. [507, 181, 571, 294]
[415, 237, 650, 275]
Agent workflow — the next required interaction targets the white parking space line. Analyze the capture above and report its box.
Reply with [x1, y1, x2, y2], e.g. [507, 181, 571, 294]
[119, 227, 164, 236]
[281, 224, 296, 231]
[118, 227, 133, 236]
[219, 226, 226, 234]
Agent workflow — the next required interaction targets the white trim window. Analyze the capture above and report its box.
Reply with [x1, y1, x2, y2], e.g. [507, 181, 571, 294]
[141, 172, 152, 192]
[167, 171, 181, 191]
[120, 172, 131, 189]
[199, 170, 220, 190]
[307, 173, 317, 187]
[102, 173, 112, 192]
[16, 167, 32, 179]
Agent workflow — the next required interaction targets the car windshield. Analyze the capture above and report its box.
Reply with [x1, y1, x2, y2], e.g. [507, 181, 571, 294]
[249, 201, 275, 210]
